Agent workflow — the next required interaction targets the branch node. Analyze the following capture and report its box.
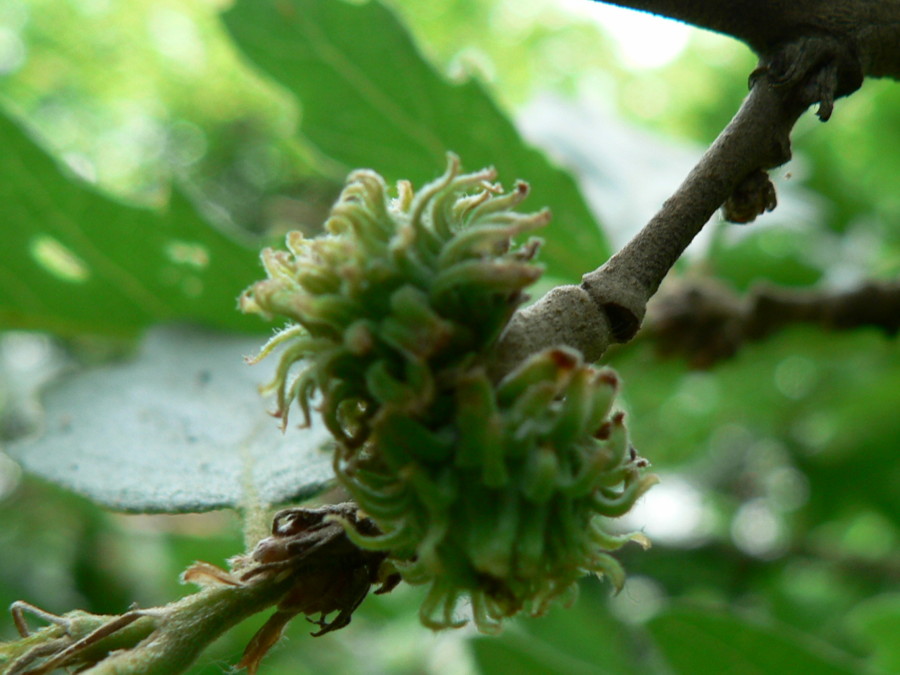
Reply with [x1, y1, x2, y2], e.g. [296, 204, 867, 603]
[490, 284, 611, 376]
[580, 270, 648, 343]
[754, 33, 864, 122]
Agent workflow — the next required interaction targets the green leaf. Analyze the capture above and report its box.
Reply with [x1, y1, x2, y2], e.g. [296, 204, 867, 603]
[5, 326, 334, 513]
[709, 225, 824, 292]
[847, 593, 900, 674]
[0, 110, 263, 336]
[472, 635, 595, 675]
[647, 606, 864, 675]
[472, 589, 641, 675]
[223, 0, 609, 283]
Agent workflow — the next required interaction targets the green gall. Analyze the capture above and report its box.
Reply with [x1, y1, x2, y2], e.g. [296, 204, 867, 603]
[242, 155, 655, 633]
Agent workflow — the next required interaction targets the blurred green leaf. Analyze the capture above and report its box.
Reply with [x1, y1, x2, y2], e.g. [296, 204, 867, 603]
[6, 326, 334, 512]
[847, 594, 900, 674]
[472, 636, 595, 675]
[473, 582, 645, 675]
[615, 330, 900, 517]
[647, 606, 863, 675]
[223, 0, 610, 283]
[802, 80, 900, 236]
[0, 110, 263, 336]
[709, 226, 824, 291]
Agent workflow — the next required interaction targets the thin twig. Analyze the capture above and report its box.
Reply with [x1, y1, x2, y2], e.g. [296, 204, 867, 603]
[643, 277, 900, 368]
[492, 69, 809, 376]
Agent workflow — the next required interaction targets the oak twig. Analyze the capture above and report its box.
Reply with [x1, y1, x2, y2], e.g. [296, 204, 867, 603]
[0, 505, 394, 675]
[644, 278, 900, 368]
[492, 67, 810, 376]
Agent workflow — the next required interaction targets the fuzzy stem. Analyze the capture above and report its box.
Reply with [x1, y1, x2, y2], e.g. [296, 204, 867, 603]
[82, 580, 296, 675]
[1, 573, 297, 675]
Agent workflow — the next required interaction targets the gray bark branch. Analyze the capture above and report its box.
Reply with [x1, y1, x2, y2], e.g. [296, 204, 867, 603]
[492, 69, 806, 376]
[490, 1, 900, 376]
[644, 278, 900, 368]
[595, 0, 900, 82]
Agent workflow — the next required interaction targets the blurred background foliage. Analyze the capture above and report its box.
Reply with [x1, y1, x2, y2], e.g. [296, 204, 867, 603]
[0, 0, 898, 673]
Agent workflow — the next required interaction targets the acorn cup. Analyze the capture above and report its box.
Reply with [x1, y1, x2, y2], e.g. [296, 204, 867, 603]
[241, 154, 656, 632]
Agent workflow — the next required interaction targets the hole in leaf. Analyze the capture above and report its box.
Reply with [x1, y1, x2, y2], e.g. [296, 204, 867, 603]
[165, 240, 210, 268]
[29, 234, 90, 283]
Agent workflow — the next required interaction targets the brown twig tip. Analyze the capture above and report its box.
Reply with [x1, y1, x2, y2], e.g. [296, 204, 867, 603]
[645, 277, 900, 368]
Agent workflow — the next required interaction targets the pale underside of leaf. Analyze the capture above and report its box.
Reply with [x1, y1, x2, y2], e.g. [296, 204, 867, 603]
[5, 326, 334, 513]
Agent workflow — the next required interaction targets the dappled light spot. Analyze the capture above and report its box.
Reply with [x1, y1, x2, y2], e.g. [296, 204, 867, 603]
[580, 2, 690, 70]
[609, 575, 666, 624]
[790, 411, 837, 453]
[709, 422, 753, 455]
[0, 25, 26, 74]
[774, 355, 818, 400]
[765, 466, 810, 512]
[62, 151, 97, 183]
[620, 474, 712, 546]
[29, 234, 90, 283]
[147, 7, 206, 73]
[71, 0, 113, 19]
[1, 331, 56, 373]
[165, 239, 210, 269]
[95, 113, 168, 185]
[731, 499, 788, 559]
[167, 120, 208, 167]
